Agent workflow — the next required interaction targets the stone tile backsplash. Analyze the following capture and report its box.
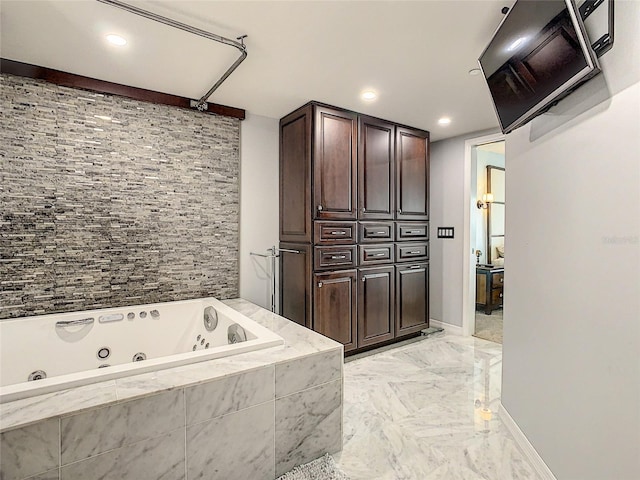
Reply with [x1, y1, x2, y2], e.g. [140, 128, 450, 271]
[0, 74, 240, 319]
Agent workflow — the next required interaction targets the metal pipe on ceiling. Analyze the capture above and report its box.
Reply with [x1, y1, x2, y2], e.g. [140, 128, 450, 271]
[96, 0, 247, 111]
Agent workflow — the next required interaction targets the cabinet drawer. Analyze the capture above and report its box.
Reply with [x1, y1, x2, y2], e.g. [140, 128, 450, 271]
[491, 287, 504, 305]
[395, 222, 429, 241]
[358, 243, 394, 266]
[492, 272, 504, 287]
[358, 222, 394, 243]
[314, 245, 357, 270]
[314, 221, 357, 245]
[395, 242, 429, 262]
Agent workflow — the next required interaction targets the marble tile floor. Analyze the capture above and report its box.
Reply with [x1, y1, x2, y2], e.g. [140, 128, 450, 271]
[474, 309, 504, 344]
[333, 334, 541, 480]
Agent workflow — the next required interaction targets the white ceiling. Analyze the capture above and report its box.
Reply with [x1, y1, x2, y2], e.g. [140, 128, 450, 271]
[0, 0, 514, 141]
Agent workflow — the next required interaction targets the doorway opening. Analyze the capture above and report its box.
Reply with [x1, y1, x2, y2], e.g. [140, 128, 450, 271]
[461, 133, 505, 342]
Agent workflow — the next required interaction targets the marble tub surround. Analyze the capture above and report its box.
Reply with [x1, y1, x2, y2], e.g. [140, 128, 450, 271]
[0, 300, 344, 480]
[0, 418, 59, 480]
[333, 334, 541, 480]
[187, 401, 275, 480]
[276, 379, 343, 476]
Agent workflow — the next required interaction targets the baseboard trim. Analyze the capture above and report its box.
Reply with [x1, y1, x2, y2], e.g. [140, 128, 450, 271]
[499, 404, 557, 480]
[429, 319, 463, 336]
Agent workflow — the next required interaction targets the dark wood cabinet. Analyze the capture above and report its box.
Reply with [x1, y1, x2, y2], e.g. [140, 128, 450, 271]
[476, 266, 504, 314]
[396, 127, 430, 220]
[314, 270, 357, 352]
[358, 116, 395, 220]
[314, 245, 357, 270]
[313, 106, 358, 220]
[358, 243, 394, 266]
[279, 243, 312, 328]
[359, 222, 394, 243]
[279, 101, 430, 354]
[396, 263, 429, 336]
[358, 266, 395, 347]
[395, 242, 429, 263]
[314, 221, 357, 245]
[395, 222, 428, 242]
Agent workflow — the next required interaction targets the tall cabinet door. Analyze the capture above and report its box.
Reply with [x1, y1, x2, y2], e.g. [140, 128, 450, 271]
[313, 269, 357, 352]
[358, 116, 395, 220]
[358, 266, 395, 348]
[396, 263, 429, 336]
[280, 105, 312, 243]
[396, 127, 429, 220]
[313, 106, 358, 220]
[280, 243, 312, 328]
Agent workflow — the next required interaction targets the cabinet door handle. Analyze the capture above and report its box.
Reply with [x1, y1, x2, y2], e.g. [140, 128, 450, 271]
[330, 255, 347, 260]
[407, 250, 422, 255]
[330, 231, 347, 235]
[318, 282, 323, 288]
[374, 231, 387, 235]
[370, 253, 387, 257]
[317, 205, 323, 211]
[405, 230, 422, 234]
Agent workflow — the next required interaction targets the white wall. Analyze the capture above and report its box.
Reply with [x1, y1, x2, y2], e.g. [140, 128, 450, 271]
[502, 1, 640, 478]
[429, 128, 497, 327]
[239, 113, 279, 310]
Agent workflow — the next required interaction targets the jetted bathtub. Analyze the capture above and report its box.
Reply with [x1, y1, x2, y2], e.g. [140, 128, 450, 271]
[0, 297, 284, 403]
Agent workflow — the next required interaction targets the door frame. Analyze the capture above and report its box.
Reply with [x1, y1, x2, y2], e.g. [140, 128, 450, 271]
[461, 132, 505, 337]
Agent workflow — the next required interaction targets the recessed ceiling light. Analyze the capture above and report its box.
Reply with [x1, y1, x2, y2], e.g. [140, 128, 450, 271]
[106, 34, 127, 46]
[468, 68, 481, 76]
[438, 117, 452, 126]
[361, 90, 377, 101]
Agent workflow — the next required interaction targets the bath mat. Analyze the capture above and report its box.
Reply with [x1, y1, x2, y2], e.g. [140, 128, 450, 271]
[277, 454, 350, 480]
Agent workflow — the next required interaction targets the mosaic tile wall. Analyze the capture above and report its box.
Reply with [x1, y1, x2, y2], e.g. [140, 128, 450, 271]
[0, 74, 240, 319]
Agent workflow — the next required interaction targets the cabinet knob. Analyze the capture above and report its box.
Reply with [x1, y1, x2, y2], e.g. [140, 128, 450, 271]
[318, 282, 323, 288]
[500, 277, 504, 283]
[499, 293, 503, 298]
[362, 207, 366, 213]
[317, 205, 323, 211]
[397, 208, 402, 214]
[362, 277, 366, 282]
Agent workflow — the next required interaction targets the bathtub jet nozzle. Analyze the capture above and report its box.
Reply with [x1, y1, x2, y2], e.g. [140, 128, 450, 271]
[204, 306, 219, 332]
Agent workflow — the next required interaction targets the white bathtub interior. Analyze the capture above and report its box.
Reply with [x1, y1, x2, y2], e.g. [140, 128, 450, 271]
[0, 298, 284, 403]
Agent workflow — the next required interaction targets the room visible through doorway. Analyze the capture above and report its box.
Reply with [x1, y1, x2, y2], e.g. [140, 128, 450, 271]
[473, 141, 505, 344]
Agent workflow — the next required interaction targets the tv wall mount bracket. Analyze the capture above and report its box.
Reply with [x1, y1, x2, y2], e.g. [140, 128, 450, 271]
[579, 0, 614, 57]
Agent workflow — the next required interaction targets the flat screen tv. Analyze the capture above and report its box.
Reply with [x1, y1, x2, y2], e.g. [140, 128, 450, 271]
[479, 0, 601, 134]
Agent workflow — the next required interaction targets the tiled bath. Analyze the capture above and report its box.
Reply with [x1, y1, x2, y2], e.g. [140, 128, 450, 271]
[0, 300, 343, 480]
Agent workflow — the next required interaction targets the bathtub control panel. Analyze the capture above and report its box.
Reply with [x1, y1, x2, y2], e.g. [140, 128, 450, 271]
[99, 313, 123, 323]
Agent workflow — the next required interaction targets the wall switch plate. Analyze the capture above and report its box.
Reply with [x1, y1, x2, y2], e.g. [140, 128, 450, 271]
[437, 227, 455, 239]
